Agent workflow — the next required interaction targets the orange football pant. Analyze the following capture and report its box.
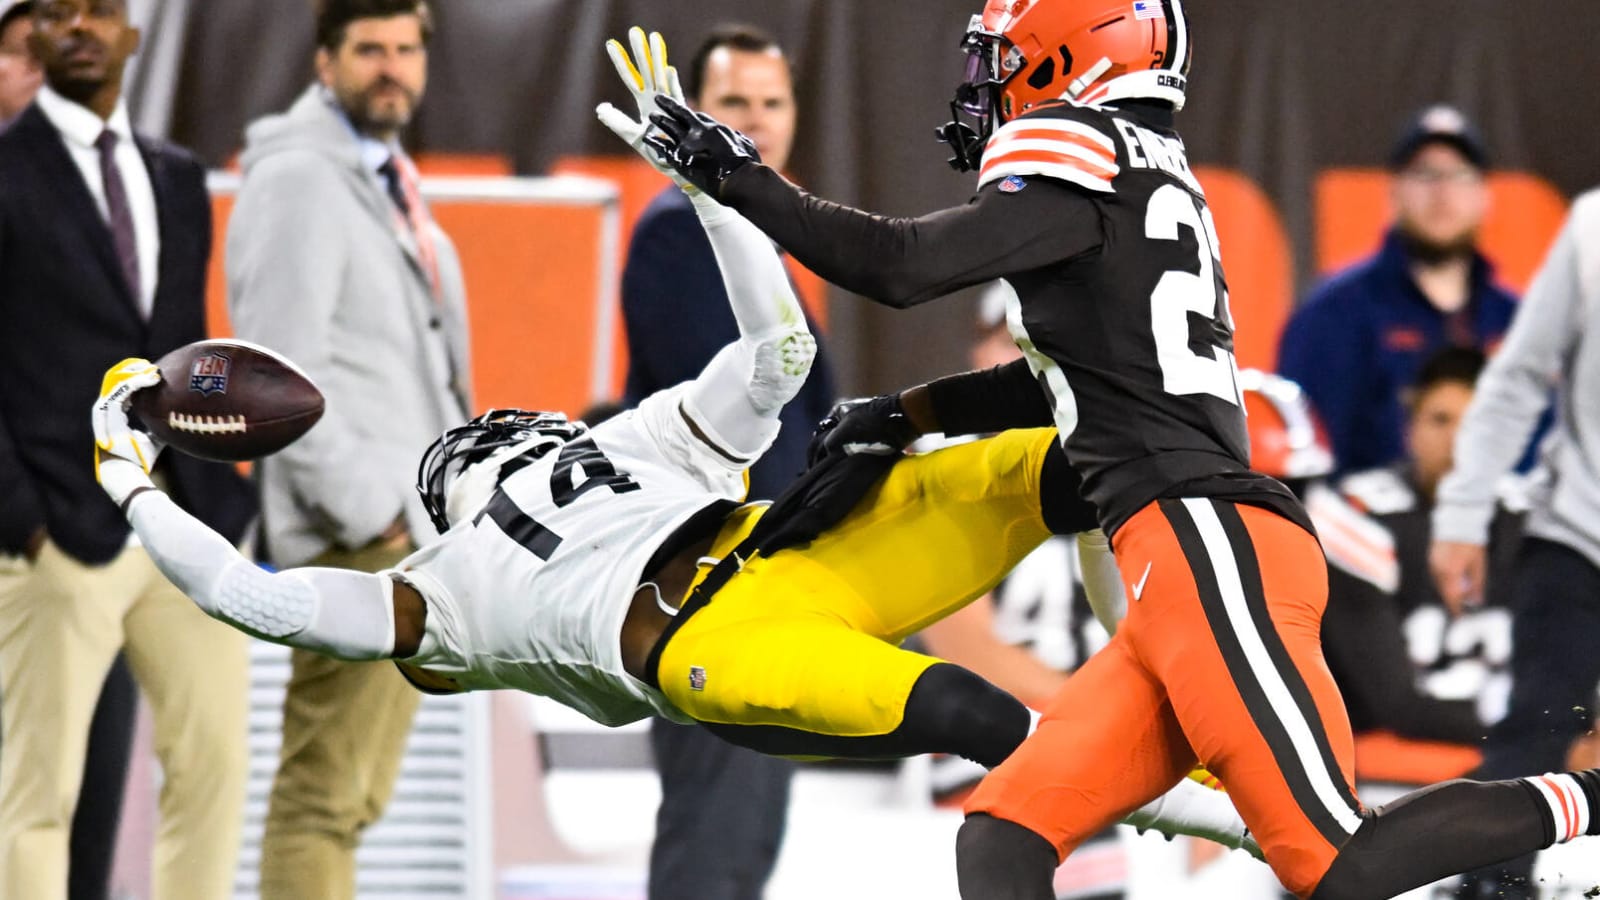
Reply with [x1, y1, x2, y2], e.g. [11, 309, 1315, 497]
[967, 498, 1365, 898]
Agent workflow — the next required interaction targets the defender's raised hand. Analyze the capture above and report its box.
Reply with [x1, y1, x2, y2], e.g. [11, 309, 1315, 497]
[646, 94, 761, 199]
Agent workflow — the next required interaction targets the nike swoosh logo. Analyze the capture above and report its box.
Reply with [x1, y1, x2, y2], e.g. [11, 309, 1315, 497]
[1132, 562, 1153, 601]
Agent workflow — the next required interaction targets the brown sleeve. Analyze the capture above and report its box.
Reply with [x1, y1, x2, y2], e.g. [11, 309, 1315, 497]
[719, 165, 1103, 309]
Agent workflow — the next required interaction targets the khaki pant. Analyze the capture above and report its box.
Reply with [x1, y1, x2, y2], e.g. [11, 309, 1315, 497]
[258, 540, 422, 900]
[0, 540, 249, 900]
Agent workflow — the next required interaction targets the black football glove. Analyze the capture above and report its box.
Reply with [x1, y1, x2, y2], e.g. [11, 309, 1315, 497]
[806, 394, 919, 468]
[645, 95, 761, 198]
[743, 451, 900, 556]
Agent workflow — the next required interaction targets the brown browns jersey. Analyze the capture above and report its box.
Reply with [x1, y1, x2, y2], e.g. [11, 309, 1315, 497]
[721, 100, 1308, 536]
[978, 100, 1305, 534]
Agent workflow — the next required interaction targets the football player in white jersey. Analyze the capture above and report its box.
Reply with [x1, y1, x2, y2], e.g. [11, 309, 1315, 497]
[86, 29, 1258, 855]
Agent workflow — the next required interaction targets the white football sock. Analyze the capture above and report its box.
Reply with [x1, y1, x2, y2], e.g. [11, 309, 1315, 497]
[1121, 777, 1261, 860]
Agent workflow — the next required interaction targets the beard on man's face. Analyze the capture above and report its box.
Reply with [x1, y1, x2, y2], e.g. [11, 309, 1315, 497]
[339, 77, 419, 135]
[1396, 221, 1479, 267]
[40, 34, 117, 102]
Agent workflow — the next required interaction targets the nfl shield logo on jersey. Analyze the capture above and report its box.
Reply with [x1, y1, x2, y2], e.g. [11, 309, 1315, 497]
[188, 353, 231, 396]
[998, 175, 1028, 194]
[688, 666, 708, 692]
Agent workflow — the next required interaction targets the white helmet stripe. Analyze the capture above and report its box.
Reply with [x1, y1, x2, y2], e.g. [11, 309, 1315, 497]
[1167, 0, 1189, 73]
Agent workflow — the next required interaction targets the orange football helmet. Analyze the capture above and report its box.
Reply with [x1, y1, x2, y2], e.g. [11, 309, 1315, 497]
[940, 0, 1192, 170]
[1237, 370, 1335, 482]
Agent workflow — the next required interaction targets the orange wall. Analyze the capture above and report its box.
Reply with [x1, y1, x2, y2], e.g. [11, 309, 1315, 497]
[207, 164, 1569, 416]
[205, 183, 614, 419]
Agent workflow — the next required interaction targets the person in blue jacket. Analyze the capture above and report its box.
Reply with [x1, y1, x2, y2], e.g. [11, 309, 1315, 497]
[1278, 105, 1517, 475]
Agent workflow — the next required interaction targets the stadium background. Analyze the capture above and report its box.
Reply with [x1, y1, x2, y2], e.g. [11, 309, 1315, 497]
[156, 0, 1599, 396]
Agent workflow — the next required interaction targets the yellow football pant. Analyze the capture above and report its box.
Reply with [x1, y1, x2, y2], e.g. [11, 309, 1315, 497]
[657, 428, 1057, 744]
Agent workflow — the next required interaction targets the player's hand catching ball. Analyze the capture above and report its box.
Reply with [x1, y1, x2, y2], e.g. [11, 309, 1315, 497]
[92, 358, 165, 509]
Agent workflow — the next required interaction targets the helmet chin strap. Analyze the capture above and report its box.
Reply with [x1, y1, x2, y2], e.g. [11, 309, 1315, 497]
[1067, 57, 1114, 101]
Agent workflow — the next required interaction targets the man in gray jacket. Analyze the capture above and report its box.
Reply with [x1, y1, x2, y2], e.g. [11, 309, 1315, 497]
[225, 1, 469, 897]
[1431, 188, 1600, 898]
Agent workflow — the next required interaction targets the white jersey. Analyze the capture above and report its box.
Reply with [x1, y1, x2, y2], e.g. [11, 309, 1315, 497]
[398, 383, 750, 726]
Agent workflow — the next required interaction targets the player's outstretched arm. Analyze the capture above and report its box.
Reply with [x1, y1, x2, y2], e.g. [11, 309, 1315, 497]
[646, 96, 1102, 309]
[93, 362, 400, 661]
[599, 29, 814, 465]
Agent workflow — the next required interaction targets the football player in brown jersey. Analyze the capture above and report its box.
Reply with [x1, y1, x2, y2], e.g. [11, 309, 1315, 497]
[630, 4, 1600, 898]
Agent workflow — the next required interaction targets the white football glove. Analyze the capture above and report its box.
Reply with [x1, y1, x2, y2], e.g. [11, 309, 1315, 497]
[596, 27, 716, 206]
[92, 357, 165, 509]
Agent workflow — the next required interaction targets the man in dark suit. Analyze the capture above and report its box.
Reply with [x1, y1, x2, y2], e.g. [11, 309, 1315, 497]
[619, 24, 836, 900]
[0, 1, 255, 897]
[0, 7, 145, 900]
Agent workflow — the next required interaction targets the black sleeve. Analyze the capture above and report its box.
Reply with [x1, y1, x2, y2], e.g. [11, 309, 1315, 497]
[926, 359, 1055, 436]
[719, 165, 1103, 309]
[1320, 568, 1485, 744]
[921, 361, 1094, 533]
[0, 197, 47, 554]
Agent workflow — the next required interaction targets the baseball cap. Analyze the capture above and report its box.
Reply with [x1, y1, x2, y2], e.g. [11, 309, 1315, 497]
[1389, 104, 1490, 171]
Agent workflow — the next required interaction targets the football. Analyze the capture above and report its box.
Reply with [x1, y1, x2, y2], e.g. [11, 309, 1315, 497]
[130, 339, 324, 462]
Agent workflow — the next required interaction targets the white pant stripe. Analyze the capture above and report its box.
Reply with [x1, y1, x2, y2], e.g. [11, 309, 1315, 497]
[1182, 498, 1364, 836]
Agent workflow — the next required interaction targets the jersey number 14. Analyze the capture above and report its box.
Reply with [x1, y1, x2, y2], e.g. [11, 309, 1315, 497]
[478, 437, 642, 561]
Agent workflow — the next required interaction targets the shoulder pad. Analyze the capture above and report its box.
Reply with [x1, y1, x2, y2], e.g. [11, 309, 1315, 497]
[1336, 468, 1418, 516]
[1305, 482, 1400, 594]
[978, 105, 1119, 195]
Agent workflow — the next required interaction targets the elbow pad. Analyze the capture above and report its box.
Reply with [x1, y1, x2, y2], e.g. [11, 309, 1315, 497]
[212, 563, 396, 661]
[746, 327, 816, 416]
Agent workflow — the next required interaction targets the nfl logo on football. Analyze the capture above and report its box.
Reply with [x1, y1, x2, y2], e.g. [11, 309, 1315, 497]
[189, 353, 231, 397]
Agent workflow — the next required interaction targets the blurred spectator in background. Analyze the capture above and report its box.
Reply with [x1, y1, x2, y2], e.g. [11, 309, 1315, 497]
[0, 5, 141, 900]
[1323, 348, 1518, 899]
[1279, 105, 1516, 475]
[920, 282, 1123, 900]
[618, 24, 836, 900]
[1432, 189, 1600, 899]
[0, 1, 40, 131]
[1322, 349, 1514, 781]
[225, 1, 471, 897]
[0, 0, 255, 897]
